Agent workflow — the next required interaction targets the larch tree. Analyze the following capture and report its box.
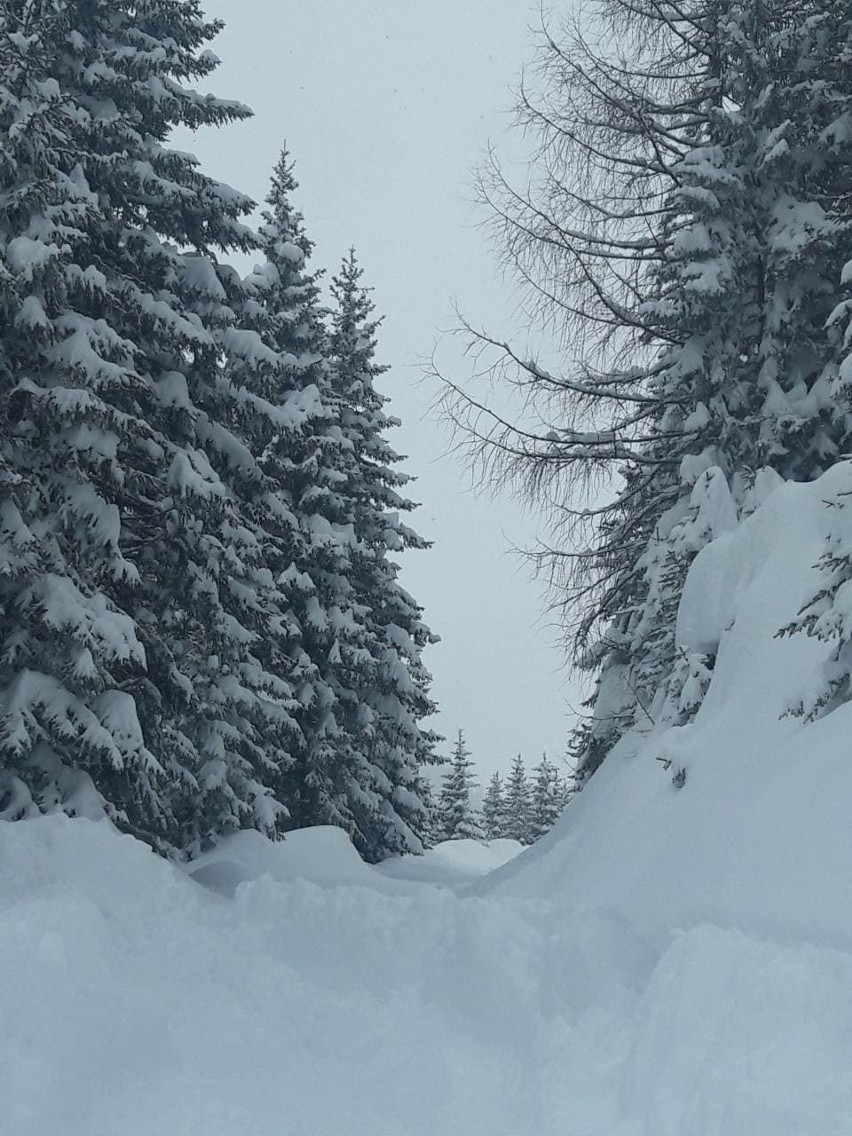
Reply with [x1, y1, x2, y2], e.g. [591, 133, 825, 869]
[441, 0, 852, 785]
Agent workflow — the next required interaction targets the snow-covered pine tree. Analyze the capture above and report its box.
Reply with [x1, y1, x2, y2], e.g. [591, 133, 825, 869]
[437, 730, 483, 841]
[529, 755, 564, 840]
[769, 1, 852, 724]
[0, 0, 288, 852]
[445, 0, 852, 785]
[481, 770, 506, 840]
[325, 248, 439, 859]
[237, 151, 354, 843]
[241, 157, 438, 862]
[503, 754, 532, 844]
[414, 771, 442, 849]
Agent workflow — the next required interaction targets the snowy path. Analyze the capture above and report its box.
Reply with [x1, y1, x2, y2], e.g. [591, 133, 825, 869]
[4, 817, 852, 1136]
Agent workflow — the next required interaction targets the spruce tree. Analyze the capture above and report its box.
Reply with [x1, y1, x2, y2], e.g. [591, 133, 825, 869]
[243, 160, 438, 861]
[481, 770, 506, 840]
[437, 730, 483, 841]
[0, 0, 287, 852]
[240, 152, 355, 843]
[767, 0, 852, 724]
[529, 755, 564, 841]
[503, 754, 532, 844]
[326, 248, 439, 859]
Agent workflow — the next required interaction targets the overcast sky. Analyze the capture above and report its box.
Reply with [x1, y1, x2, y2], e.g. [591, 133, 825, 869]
[183, 0, 582, 777]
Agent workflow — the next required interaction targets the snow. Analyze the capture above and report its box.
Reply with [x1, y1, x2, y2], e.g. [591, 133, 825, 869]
[7, 467, 852, 1132]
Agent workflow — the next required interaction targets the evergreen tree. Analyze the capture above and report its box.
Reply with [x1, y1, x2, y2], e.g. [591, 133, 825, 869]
[0, 0, 288, 852]
[481, 770, 506, 840]
[529, 755, 564, 840]
[438, 730, 483, 841]
[326, 248, 439, 859]
[767, 1, 852, 725]
[242, 160, 438, 861]
[240, 152, 357, 845]
[503, 754, 532, 844]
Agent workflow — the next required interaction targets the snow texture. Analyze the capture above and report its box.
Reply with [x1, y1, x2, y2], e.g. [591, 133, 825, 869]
[5, 469, 852, 1133]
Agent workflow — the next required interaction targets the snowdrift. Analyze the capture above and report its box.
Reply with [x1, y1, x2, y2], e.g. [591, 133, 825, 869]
[487, 467, 852, 947]
[5, 468, 852, 1134]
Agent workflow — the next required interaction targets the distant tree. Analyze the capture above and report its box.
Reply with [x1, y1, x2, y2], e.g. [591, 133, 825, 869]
[529, 756, 564, 840]
[481, 771, 506, 840]
[438, 730, 484, 841]
[503, 754, 532, 844]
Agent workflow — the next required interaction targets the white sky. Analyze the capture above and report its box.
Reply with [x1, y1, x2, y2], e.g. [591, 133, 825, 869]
[184, 0, 582, 776]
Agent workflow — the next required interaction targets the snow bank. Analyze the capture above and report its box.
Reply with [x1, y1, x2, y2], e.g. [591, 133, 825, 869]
[5, 468, 852, 1134]
[487, 469, 852, 948]
[376, 836, 523, 886]
[189, 824, 397, 895]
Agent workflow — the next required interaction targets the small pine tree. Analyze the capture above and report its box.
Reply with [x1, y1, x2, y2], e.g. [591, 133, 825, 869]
[503, 754, 533, 844]
[438, 730, 484, 841]
[529, 755, 564, 841]
[481, 771, 506, 840]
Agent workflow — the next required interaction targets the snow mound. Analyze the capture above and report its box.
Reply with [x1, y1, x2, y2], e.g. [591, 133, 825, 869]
[376, 837, 523, 886]
[189, 825, 393, 895]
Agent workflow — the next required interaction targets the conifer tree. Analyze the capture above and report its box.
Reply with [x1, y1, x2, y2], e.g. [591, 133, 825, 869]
[481, 771, 506, 840]
[765, 0, 852, 725]
[326, 248, 439, 858]
[240, 152, 358, 843]
[0, 0, 286, 852]
[438, 730, 483, 841]
[503, 754, 532, 844]
[242, 159, 438, 861]
[529, 755, 564, 841]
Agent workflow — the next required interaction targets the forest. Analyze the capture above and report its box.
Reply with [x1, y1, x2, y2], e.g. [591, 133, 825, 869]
[3, 1, 852, 1132]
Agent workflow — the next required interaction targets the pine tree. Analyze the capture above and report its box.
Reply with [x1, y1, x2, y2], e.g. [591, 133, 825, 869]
[0, 0, 289, 852]
[325, 248, 439, 859]
[503, 754, 532, 844]
[242, 160, 438, 862]
[529, 755, 565, 840]
[481, 770, 506, 840]
[765, 2, 852, 724]
[438, 730, 483, 841]
[240, 151, 355, 843]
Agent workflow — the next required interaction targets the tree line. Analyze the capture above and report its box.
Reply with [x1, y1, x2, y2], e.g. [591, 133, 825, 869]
[433, 730, 573, 846]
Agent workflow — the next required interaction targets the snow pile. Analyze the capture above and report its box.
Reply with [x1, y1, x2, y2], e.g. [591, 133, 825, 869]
[376, 836, 523, 886]
[5, 469, 852, 1133]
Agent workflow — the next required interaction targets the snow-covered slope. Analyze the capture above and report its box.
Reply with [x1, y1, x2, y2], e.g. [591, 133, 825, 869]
[488, 469, 852, 945]
[5, 469, 852, 1134]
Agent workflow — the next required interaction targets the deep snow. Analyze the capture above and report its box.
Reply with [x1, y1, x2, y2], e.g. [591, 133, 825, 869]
[6, 468, 852, 1134]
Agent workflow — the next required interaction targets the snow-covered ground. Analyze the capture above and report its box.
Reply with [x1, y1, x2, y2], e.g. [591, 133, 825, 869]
[6, 469, 852, 1134]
